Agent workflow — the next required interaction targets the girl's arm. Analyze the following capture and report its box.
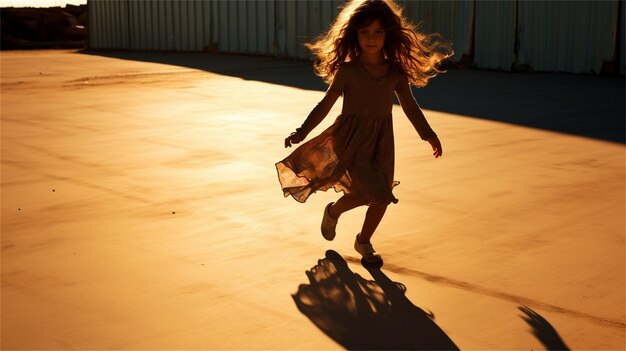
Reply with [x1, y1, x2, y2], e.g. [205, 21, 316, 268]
[394, 76, 436, 141]
[285, 91, 341, 148]
[285, 65, 348, 148]
[298, 90, 342, 138]
[395, 76, 442, 157]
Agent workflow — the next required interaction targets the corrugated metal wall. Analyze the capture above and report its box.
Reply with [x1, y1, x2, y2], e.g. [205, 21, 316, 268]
[207, 0, 344, 58]
[125, 0, 212, 51]
[89, 0, 130, 49]
[517, 1, 619, 74]
[402, 1, 473, 63]
[88, 0, 623, 75]
[617, 0, 626, 75]
[216, 0, 275, 55]
[474, 1, 517, 71]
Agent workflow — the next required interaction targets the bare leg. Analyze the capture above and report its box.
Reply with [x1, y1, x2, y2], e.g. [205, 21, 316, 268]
[357, 202, 388, 243]
[329, 194, 364, 219]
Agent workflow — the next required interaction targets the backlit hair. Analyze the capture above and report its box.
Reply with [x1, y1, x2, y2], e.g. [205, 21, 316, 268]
[305, 0, 454, 87]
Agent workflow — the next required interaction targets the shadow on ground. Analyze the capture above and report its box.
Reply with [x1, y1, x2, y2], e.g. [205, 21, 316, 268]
[79, 50, 625, 144]
[292, 250, 459, 350]
[519, 306, 571, 351]
[292, 251, 574, 350]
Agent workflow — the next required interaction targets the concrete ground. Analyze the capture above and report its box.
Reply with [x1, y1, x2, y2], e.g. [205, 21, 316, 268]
[1, 49, 624, 350]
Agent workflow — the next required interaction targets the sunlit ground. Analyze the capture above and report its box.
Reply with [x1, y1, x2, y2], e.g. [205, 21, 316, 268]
[1, 50, 624, 349]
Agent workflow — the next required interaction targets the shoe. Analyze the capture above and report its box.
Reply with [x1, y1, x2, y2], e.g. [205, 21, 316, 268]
[354, 234, 382, 263]
[321, 202, 338, 241]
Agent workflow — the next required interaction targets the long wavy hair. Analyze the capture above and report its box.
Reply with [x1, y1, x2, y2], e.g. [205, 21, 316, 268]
[305, 0, 454, 87]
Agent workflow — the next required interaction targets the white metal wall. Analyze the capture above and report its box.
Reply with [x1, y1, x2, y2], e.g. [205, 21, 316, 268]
[88, 0, 624, 75]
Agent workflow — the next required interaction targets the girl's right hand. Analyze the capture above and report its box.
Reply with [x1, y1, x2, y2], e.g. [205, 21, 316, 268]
[428, 137, 443, 158]
[284, 131, 303, 148]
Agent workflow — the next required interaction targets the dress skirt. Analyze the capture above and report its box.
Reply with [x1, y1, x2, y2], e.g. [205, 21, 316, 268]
[275, 113, 399, 205]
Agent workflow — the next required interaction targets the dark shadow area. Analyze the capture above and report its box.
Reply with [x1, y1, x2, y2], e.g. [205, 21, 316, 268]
[78, 50, 625, 144]
[519, 306, 571, 351]
[292, 250, 458, 350]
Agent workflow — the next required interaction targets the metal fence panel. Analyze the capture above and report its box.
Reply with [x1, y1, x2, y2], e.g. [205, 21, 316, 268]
[237, 1, 247, 53]
[296, 0, 309, 59]
[180, 0, 189, 50]
[88, 0, 98, 47]
[203, 0, 212, 51]
[148, 0, 157, 50]
[247, 1, 257, 53]
[90, 0, 128, 49]
[517, 0, 619, 74]
[165, 0, 175, 50]
[285, 1, 297, 57]
[474, 0, 516, 71]
[88, 0, 622, 75]
[145, 1, 153, 49]
[196, 1, 206, 50]
[140, 0, 149, 50]
[119, 0, 130, 49]
[257, 1, 269, 54]
[228, 1, 239, 52]
[399, 0, 473, 62]
[617, 0, 626, 75]
[273, 0, 280, 55]
[126, 0, 134, 49]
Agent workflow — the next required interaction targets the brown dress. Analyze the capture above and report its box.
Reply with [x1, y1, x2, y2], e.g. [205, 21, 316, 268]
[275, 60, 436, 205]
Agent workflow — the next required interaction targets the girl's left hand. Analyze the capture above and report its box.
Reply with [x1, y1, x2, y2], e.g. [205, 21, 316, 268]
[284, 131, 303, 148]
[428, 137, 443, 158]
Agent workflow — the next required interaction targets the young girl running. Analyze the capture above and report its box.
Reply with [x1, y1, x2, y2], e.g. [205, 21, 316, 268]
[276, 0, 453, 263]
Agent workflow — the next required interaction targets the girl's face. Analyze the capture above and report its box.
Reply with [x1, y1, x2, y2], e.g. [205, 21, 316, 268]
[357, 19, 386, 56]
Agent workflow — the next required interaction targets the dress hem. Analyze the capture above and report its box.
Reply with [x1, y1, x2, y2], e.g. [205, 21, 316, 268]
[275, 161, 399, 205]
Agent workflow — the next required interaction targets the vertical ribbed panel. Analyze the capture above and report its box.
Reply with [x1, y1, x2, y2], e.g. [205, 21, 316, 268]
[237, 1, 247, 53]
[617, 0, 626, 75]
[214, 0, 274, 54]
[272, 0, 338, 58]
[474, 0, 516, 71]
[285, 1, 297, 57]
[87, 0, 98, 47]
[398, 0, 473, 62]
[128, 1, 138, 49]
[273, 1, 285, 56]
[257, 1, 270, 54]
[89, 0, 129, 49]
[112, 0, 212, 52]
[164, 1, 175, 50]
[87, 0, 622, 75]
[246, 1, 257, 53]
[295, 1, 309, 59]
[228, 1, 238, 52]
[518, 1, 618, 74]
[156, 1, 166, 50]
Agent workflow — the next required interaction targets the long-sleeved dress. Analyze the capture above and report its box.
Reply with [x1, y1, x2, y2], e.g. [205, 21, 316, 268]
[275, 60, 436, 205]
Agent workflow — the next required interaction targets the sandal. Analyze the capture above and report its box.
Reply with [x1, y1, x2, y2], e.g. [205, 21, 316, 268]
[354, 233, 382, 263]
[321, 202, 337, 241]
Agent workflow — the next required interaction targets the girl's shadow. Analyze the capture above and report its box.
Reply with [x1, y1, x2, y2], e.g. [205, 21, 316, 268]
[292, 250, 459, 350]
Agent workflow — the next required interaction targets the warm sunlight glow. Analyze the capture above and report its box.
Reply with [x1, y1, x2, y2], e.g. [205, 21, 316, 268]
[1, 45, 623, 350]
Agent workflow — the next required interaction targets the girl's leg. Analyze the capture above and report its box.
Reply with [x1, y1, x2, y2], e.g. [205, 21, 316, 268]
[357, 202, 388, 243]
[329, 194, 364, 219]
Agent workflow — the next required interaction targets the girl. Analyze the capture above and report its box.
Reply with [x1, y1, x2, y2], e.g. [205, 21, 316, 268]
[275, 0, 453, 263]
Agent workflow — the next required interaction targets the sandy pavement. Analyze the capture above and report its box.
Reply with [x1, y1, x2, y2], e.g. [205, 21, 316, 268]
[1, 50, 624, 350]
